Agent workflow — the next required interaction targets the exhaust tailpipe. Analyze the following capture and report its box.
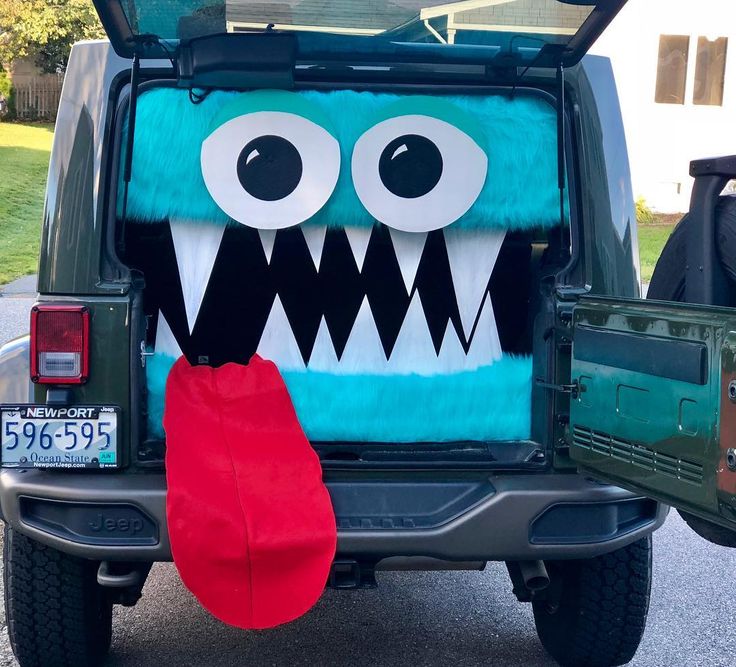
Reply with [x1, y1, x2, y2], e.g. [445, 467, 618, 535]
[518, 560, 550, 592]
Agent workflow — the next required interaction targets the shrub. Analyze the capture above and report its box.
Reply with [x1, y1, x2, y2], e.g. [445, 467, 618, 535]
[636, 197, 655, 225]
[0, 71, 12, 120]
[0, 70, 11, 98]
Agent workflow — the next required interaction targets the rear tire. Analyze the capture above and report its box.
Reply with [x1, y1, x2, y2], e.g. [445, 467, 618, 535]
[677, 510, 736, 548]
[648, 194, 736, 301]
[532, 537, 652, 667]
[3, 525, 113, 667]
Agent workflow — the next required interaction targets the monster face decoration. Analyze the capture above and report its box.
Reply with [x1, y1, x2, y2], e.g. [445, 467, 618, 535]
[124, 87, 561, 443]
[124, 86, 561, 629]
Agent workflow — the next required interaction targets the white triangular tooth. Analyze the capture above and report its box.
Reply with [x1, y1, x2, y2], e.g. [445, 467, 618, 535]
[302, 225, 328, 271]
[444, 228, 505, 338]
[154, 311, 182, 360]
[344, 226, 372, 272]
[256, 295, 305, 370]
[388, 228, 427, 294]
[465, 294, 503, 369]
[388, 292, 440, 376]
[308, 317, 339, 372]
[338, 297, 388, 374]
[437, 321, 469, 373]
[258, 229, 277, 264]
[170, 218, 224, 333]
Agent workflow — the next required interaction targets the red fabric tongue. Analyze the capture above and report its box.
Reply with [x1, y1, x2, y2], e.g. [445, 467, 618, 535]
[163, 355, 336, 629]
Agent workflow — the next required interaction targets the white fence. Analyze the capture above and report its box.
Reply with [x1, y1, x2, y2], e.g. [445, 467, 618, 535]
[13, 77, 63, 121]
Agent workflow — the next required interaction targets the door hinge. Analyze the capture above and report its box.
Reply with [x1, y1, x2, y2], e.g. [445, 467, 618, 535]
[535, 378, 581, 398]
[140, 340, 154, 368]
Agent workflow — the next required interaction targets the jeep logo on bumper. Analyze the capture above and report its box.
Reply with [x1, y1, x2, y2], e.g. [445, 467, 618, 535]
[19, 498, 158, 546]
[88, 514, 145, 535]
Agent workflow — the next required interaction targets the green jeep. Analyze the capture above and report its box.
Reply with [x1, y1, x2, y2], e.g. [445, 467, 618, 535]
[1, 1, 734, 666]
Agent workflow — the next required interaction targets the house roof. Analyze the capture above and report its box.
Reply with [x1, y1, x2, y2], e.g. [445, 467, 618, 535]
[226, 0, 593, 32]
[451, 0, 591, 30]
[227, 0, 416, 30]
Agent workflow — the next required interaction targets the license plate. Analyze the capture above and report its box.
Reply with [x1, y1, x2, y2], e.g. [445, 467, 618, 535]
[0, 406, 119, 469]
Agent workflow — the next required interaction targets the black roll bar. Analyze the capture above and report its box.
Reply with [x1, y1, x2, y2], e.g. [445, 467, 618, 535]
[686, 155, 736, 305]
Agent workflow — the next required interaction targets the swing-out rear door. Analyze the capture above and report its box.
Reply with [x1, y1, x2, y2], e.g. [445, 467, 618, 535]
[569, 297, 736, 532]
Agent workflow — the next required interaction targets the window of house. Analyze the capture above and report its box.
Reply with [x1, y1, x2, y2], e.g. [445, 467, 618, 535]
[693, 37, 728, 106]
[655, 35, 690, 104]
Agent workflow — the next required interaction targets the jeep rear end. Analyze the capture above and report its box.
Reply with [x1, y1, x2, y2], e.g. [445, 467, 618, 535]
[0, 2, 667, 666]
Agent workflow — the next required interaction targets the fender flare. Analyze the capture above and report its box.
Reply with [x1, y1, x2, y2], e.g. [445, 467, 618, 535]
[0, 335, 33, 404]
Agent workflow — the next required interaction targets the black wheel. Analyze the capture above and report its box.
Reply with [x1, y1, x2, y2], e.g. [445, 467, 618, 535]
[648, 194, 736, 301]
[532, 537, 652, 667]
[3, 525, 113, 667]
[648, 194, 736, 548]
[677, 510, 736, 548]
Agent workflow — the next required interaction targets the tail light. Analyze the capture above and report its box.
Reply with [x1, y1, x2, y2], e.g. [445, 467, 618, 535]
[30, 305, 90, 384]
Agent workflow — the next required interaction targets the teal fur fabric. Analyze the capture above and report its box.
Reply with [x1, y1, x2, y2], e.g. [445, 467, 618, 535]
[122, 87, 560, 231]
[136, 86, 543, 443]
[145, 352, 172, 439]
[146, 352, 532, 442]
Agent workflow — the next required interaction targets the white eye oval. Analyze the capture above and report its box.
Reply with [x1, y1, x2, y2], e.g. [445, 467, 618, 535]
[201, 111, 340, 229]
[351, 114, 487, 232]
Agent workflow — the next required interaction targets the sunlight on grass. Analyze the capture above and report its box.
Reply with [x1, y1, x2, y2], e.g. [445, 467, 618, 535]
[638, 223, 677, 284]
[0, 122, 54, 284]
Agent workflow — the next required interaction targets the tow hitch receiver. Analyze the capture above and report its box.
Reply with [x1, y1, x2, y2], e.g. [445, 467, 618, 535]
[97, 561, 152, 606]
[329, 559, 378, 590]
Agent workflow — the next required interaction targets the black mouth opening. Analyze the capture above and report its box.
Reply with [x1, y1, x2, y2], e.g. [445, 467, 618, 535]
[125, 222, 535, 369]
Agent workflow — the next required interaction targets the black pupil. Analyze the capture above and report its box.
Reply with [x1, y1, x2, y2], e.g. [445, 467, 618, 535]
[237, 135, 303, 202]
[378, 134, 443, 199]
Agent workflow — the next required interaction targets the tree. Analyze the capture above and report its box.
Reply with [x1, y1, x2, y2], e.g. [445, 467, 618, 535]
[0, 0, 104, 73]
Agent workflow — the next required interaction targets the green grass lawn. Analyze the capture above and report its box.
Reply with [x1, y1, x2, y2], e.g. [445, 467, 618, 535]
[0, 122, 54, 285]
[638, 221, 677, 284]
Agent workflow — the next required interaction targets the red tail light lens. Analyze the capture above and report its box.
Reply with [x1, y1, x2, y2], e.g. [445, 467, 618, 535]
[30, 305, 90, 384]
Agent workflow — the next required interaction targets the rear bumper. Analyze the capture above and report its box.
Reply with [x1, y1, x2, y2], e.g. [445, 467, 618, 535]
[0, 469, 667, 563]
